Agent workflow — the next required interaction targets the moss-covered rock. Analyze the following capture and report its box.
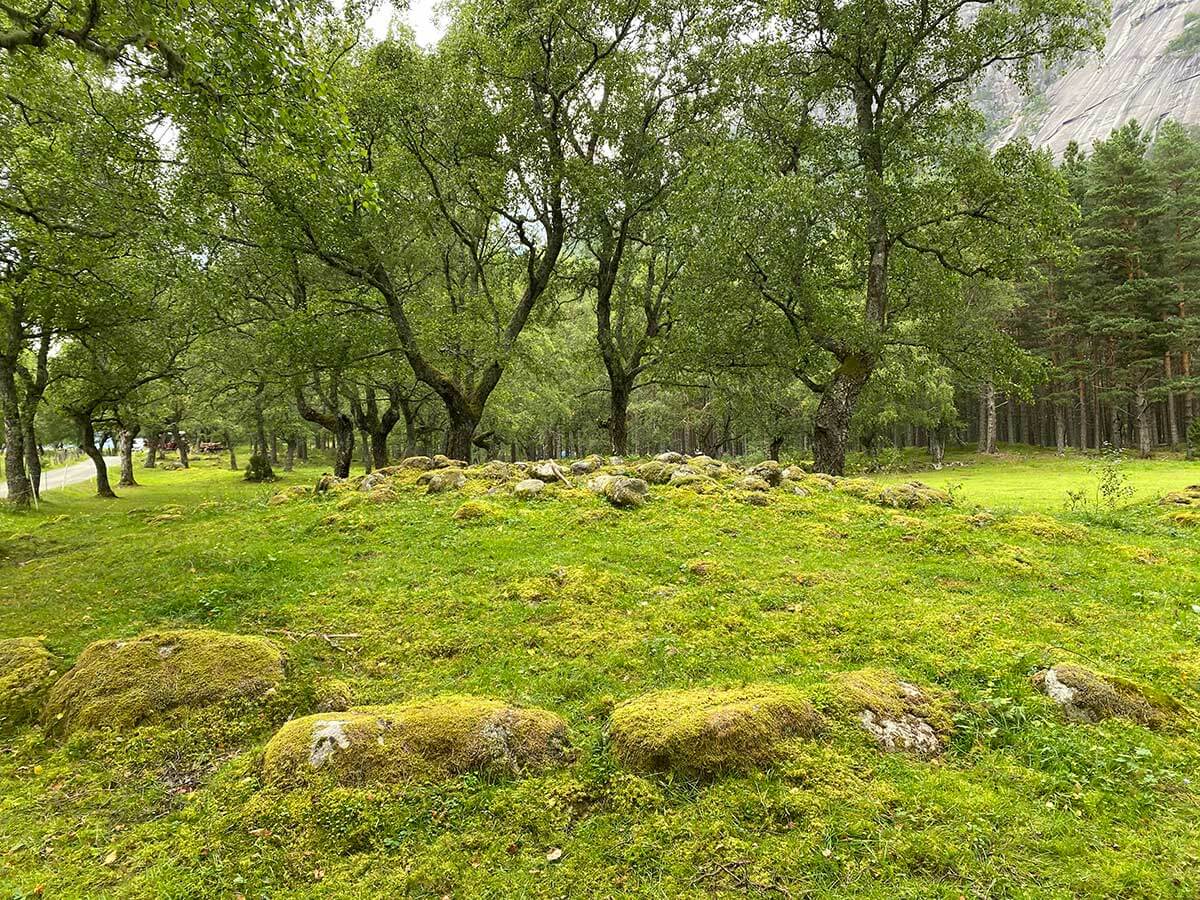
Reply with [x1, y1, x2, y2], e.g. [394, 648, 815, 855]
[400, 455, 434, 470]
[513, 478, 547, 500]
[824, 669, 953, 758]
[262, 696, 569, 785]
[1032, 663, 1188, 728]
[839, 479, 950, 509]
[0, 638, 58, 725]
[43, 630, 285, 736]
[570, 455, 604, 475]
[608, 685, 823, 776]
[635, 460, 680, 484]
[736, 475, 771, 493]
[669, 469, 720, 491]
[1161, 485, 1200, 507]
[268, 485, 312, 507]
[747, 460, 783, 487]
[655, 451, 686, 464]
[454, 499, 498, 521]
[588, 475, 649, 509]
[420, 469, 466, 494]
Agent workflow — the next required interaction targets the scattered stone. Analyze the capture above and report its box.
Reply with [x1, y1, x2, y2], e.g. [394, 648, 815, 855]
[570, 456, 604, 475]
[781, 465, 807, 482]
[531, 461, 571, 485]
[685, 455, 727, 478]
[358, 471, 392, 493]
[43, 630, 284, 736]
[654, 451, 686, 464]
[1161, 485, 1200, 507]
[668, 469, 718, 491]
[262, 696, 570, 785]
[421, 469, 467, 494]
[747, 460, 783, 487]
[743, 492, 771, 507]
[736, 475, 771, 493]
[839, 479, 950, 509]
[588, 475, 649, 509]
[1033, 663, 1187, 728]
[827, 669, 953, 758]
[513, 478, 547, 500]
[472, 460, 513, 482]
[635, 460, 680, 484]
[400, 456, 434, 470]
[315, 474, 346, 493]
[0, 638, 57, 725]
[609, 684, 823, 776]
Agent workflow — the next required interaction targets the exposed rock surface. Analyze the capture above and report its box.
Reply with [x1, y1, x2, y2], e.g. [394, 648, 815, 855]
[988, 0, 1200, 154]
[1033, 662, 1187, 727]
[513, 478, 547, 500]
[829, 669, 953, 758]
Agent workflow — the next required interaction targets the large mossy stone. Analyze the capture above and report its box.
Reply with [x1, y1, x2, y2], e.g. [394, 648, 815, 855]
[1033, 663, 1188, 728]
[0, 637, 58, 725]
[262, 695, 570, 786]
[43, 630, 284, 736]
[609, 685, 824, 776]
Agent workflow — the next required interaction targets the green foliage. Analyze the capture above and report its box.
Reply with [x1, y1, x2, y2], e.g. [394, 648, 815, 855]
[243, 454, 276, 483]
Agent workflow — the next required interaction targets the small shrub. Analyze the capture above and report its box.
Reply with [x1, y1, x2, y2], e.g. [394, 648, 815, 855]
[243, 453, 276, 483]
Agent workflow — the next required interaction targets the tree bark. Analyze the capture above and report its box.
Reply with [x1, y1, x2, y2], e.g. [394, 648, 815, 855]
[144, 434, 159, 468]
[1135, 385, 1153, 458]
[0, 356, 32, 508]
[769, 435, 784, 461]
[284, 436, 295, 472]
[296, 386, 355, 478]
[172, 423, 190, 468]
[79, 416, 116, 498]
[225, 430, 238, 471]
[813, 356, 872, 475]
[1165, 352, 1180, 449]
[118, 427, 140, 487]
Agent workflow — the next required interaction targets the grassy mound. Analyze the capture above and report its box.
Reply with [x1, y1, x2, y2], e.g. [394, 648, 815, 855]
[609, 684, 824, 776]
[262, 695, 569, 785]
[824, 669, 953, 758]
[0, 637, 57, 725]
[1033, 663, 1189, 728]
[839, 479, 951, 509]
[43, 630, 284, 736]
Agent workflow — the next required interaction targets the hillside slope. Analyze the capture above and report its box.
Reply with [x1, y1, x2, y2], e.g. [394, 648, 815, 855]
[989, 0, 1200, 153]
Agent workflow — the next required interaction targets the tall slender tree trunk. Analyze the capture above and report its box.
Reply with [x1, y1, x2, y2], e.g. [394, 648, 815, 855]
[1135, 385, 1153, 458]
[118, 427, 140, 487]
[172, 424, 190, 468]
[1165, 352, 1180, 449]
[360, 429, 372, 473]
[284, 436, 295, 472]
[144, 434, 159, 468]
[225, 431, 238, 471]
[1054, 404, 1067, 455]
[0, 358, 31, 509]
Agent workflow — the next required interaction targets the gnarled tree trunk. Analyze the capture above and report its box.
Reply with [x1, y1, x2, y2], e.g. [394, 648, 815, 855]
[118, 427, 140, 487]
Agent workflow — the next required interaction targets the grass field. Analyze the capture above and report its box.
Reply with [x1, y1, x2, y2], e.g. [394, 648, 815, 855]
[1, 450, 1198, 898]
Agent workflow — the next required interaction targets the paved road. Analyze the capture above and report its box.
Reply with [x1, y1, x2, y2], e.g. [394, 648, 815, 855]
[0, 457, 119, 499]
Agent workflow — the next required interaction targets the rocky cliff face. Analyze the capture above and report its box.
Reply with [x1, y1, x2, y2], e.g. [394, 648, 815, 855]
[988, 0, 1200, 154]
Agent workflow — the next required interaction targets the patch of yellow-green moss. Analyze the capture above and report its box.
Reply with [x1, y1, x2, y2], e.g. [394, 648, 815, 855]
[839, 479, 950, 509]
[999, 514, 1087, 542]
[0, 637, 57, 725]
[262, 695, 569, 786]
[1033, 663, 1190, 728]
[453, 499, 499, 522]
[822, 668, 953, 757]
[608, 684, 824, 776]
[43, 630, 285, 736]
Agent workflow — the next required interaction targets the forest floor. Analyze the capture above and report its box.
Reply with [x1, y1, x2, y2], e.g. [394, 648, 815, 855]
[1, 449, 1198, 898]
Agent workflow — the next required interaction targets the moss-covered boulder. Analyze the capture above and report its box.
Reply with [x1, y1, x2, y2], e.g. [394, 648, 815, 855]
[268, 485, 312, 507]
[43, 630, 285, 736]
[454, 499, 498, 521]
[1033, 663, 1187, 728]
[669, 469, 719, 491]
[609, 685, 824, 776]
[736, 475, 771, 493]
[420, 469, 466, 494]
[1161, 485, 1200, 507]
[400, 455, 434, 470]
[826, 669, 953, 758]
[262, 696, 569, 786]
[839, 479, 950, 509]
[588, 475, 649, 509]
[655, 451, 686, 464]
[0, 638, 58, 725]
[635, 460, 680, 484]
[747, 460, 783, 487]
[513, 478, 547, 500]
[570, 455, 604, 475]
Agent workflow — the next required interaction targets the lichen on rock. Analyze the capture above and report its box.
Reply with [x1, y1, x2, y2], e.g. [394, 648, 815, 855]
[826, 669, 953, 758]
[0, 637, 58, 725]
[588, 474, 649, 509]
[513, 478, 547, 500]
[1032, 663, 1187, 728]
[608, 684, 824, 776]
[43, 630, 285, 736]
[262, 695, 570, 785]
[635, 460, 680, 484]
[420, 469, 467, 494]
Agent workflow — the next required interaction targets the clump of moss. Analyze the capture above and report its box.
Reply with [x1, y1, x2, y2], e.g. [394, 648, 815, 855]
[1161, 485, 1200, 507]
[43, 630, 285, 736]
[1169, 508, 1200, 527]
[747, 460, 783, 486]
[668, 470, 720, 492]
[0, 637, 58, 725]
[1033, 663, 1188, 728]
[243, 454, 276, 483]
[1000, 514, 1086, 542]
[736, 475, 771, 493]
[839, 479, 950, 509]
[262, 695, 570, 786]
[822, 669, 953, 758]
[314, 679, 353, 713]
[608, 684, 824, 776]
[268, 485, 312, 507]
[454, 499, 498, 522]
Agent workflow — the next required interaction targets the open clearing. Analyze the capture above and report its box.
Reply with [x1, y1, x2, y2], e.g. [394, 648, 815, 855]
[1, 451, 1199, 898]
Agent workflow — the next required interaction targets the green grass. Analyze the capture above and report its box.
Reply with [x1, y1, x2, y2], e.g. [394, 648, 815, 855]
[1, 450, 1199, 897]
